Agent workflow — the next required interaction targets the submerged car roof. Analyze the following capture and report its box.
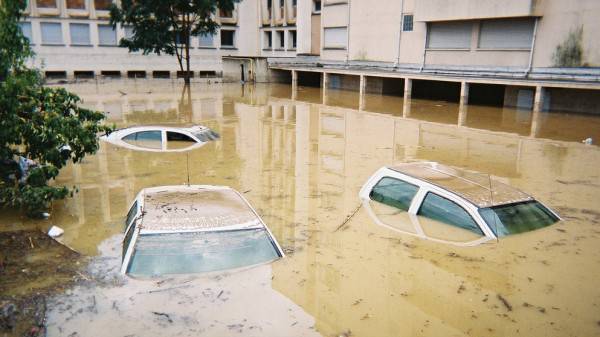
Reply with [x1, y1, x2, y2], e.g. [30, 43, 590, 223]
[139, 186, 262, 232]
[388, 162, 533, 208]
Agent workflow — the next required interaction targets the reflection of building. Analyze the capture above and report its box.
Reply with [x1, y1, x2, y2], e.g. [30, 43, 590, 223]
[50, 82, 600, 336]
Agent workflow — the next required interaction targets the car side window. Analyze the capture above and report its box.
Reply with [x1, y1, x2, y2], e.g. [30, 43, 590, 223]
[122, 131, 162, 149]
[125, 200, 138, 231]
[418, 192, 483, 235]
[122, 224, 136, 262]
[166, 131, 197, 150]
[370, 177, 419, 212]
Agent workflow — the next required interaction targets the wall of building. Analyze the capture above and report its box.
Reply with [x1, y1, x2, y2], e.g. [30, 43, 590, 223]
[347, 0, 401, 62]
[320, 1, 348, 60]
[296, 0, 313, 54]
[532, 0, 600, 67]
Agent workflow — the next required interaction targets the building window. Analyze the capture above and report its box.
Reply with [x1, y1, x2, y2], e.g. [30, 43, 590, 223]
[66, 0, 85, 9]
[219, 8, 233, 18]
[267, 0, 272, 19]
[402, 14, 413, 32]
[94, 0, 112, 11]
[69, 23, 90, 45]
[289, 30, 297, 49]
[199, 32, 214, 47]
[175, 32, 189, 45]
[18, 22, 33, 43]
[478, 18, 534, 49]
[40, 22, 63, 45]
[277, 30, 285, 48]
[36, 0, 57, 8]
[426, 21, 472, 49]
[98, 24, 117, 45]
[265, 31, 272, 48]
[313, 0, 321, 13]
[323, 27, 347, 49]
[220, 29, 235, 47]
[124, 26, 134, 39]
[279, 0, 284, 17]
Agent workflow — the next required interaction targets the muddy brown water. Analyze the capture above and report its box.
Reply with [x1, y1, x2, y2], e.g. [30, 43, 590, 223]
[1, 80, 600, 337]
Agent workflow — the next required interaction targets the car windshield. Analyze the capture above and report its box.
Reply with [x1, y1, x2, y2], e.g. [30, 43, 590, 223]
[479, 201, 559, 237]
[126, 228, 281, 276]
[192, 129, 220, 142]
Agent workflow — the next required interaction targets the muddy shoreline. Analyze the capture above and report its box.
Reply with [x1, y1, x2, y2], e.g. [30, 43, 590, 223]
[0, 230, 85, 337]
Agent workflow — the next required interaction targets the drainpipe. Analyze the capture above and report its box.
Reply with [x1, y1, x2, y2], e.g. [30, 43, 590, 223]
[395, 0, 405, 67]
[222, 56, 255, 82]
[419, 22, 428, 72]
[345, 0, 351, 64]
[524, 17, 539, 77]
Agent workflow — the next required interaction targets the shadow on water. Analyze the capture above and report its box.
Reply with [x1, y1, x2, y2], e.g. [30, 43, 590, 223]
[2, 80, 600, 337]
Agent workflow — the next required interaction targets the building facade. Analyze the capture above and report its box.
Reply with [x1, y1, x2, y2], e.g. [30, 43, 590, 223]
[18, 0, 600, 114]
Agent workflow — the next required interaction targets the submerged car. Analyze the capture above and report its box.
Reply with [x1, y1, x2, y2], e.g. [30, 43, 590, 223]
[122, 185, 284, 276]
[359, 162, 560, 246]
[101, 125, 219, 152]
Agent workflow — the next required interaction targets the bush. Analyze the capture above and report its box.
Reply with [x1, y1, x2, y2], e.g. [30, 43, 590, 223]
[0, 0, 112, 216]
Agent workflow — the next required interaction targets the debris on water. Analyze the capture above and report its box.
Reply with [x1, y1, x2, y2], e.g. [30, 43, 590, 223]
[582, 137, 593, 145]
[352, 299, 363, 306]
[48, 226, 64, 238]
[338, 329, 352, 337]
[152, 311, 173, 324]
[334, 204, 362, 232]
[497, 294, 512, 311]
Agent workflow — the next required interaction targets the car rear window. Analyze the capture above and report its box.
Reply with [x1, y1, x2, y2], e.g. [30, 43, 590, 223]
[370, 177, 419, 211]
[479, 201, 559, 237]
[126, 228, 281, 276]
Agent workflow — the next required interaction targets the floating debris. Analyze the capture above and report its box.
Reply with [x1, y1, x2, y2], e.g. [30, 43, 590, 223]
[497, 294, 513, 311]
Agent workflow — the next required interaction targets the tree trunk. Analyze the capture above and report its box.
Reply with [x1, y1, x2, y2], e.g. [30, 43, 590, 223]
[184, 14, 191, 85]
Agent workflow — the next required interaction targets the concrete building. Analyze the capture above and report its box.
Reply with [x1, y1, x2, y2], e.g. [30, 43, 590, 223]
[18, 0, 600, 113]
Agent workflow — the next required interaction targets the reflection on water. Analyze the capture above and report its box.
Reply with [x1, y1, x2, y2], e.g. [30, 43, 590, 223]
[4, 80, 600, 337]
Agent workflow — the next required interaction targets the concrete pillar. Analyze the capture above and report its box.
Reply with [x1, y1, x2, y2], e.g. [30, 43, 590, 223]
[533, 85, 545, 113]
[291, 70, 298, 100]
[458, 81, 469, 126]
[530, 86, 545, 137]
[460, 81, 469, 105]
[402, 96, 412, 118]
[322, 73, 329, 105]
[404, 78, 412, 99]
[359, 75, 366, 110]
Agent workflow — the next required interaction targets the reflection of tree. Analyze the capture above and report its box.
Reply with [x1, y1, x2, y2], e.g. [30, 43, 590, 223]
[178, 84, 193, 123]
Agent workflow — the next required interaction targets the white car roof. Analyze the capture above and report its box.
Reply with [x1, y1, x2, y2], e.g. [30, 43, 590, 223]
[388, 162, 533, 208]
[138, 185, 263, 232]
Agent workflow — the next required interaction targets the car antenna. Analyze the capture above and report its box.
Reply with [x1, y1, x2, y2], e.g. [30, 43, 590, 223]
[488, 174, 498, 242]
[186, 152, 191, 186]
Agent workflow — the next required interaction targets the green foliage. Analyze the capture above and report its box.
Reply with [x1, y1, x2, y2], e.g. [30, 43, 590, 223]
[552, 26, 584, 67]
[109, 0, 240, 83]
[0, 0, 113, 217]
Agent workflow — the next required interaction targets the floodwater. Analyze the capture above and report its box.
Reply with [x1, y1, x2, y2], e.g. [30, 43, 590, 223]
[3, 79, 600, 337]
